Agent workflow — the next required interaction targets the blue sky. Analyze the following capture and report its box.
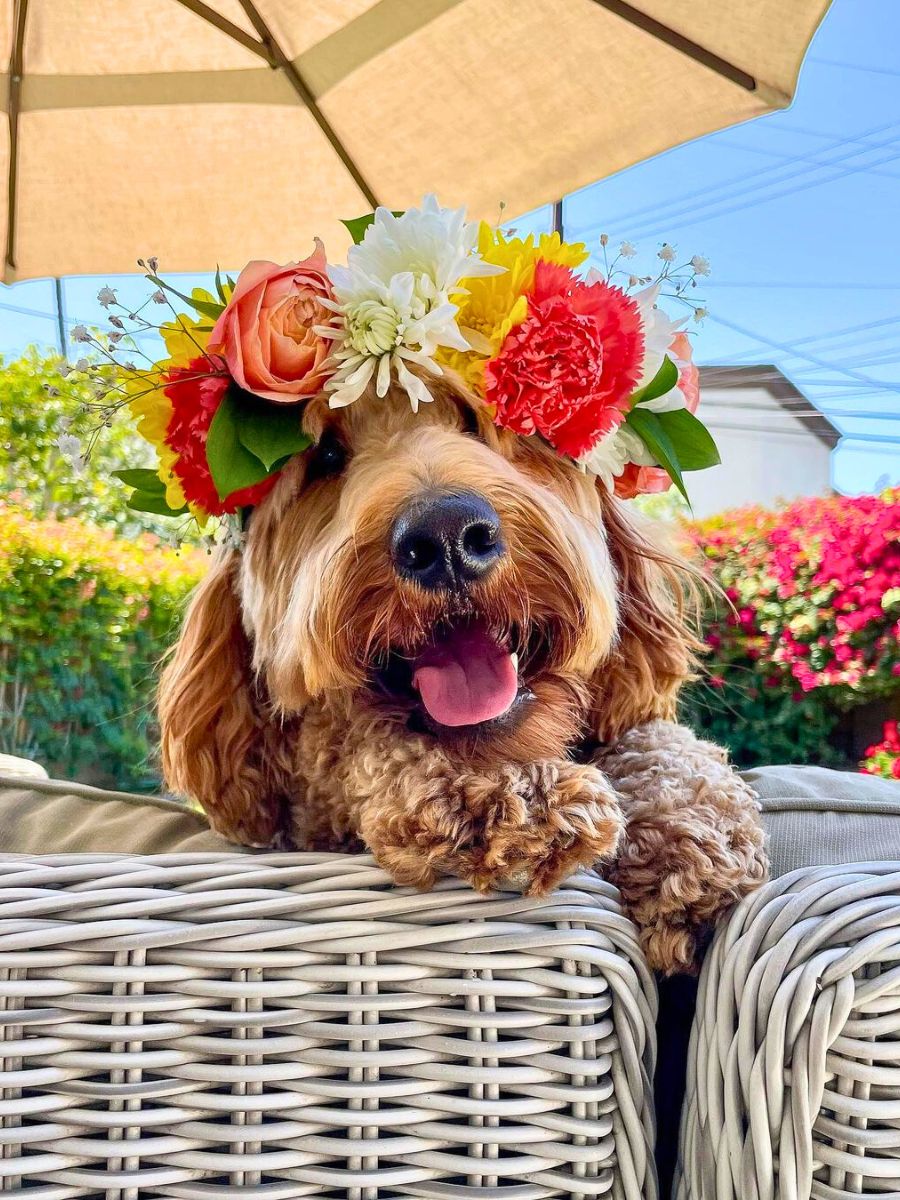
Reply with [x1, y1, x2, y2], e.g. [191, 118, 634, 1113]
[1, 0, 897, 493]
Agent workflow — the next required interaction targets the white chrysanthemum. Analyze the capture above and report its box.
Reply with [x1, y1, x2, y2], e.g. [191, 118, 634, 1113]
[320, 196, 503, 411]
[580, 424, 657, 491]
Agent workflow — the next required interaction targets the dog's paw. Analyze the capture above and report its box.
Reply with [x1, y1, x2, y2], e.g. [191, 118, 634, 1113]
[610, 816, 768, 975]
[469, 761, 623, 896]
[360, 760, 622, 896]
[359, 781, 480, 890]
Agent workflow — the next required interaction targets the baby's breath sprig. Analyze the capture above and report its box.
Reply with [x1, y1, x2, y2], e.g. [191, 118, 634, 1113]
[596, 234, 711, 322]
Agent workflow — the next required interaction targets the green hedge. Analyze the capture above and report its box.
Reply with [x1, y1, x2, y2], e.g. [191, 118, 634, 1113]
[0, 504, 203, 791]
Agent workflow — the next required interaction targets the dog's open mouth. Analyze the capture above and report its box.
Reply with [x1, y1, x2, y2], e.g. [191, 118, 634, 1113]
[375, 620, 536, 731]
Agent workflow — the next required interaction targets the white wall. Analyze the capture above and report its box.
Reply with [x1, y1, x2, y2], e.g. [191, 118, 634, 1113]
[688, 379, 835, 517]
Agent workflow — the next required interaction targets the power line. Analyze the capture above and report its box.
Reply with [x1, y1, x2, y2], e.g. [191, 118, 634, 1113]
[796, 349, 900, 375]
[703, 280, 900, 291]
[724, 316, 900, 364]
[705, 313, 900, 395]
[713, 135, 900, 181]
[809, 57, 900, 80]
[623, 135, 900, 243]
[707, 420, 897, 446]
[700, 399, 898, 422]
[565, 117, 900, 240]
[0, 300, 161, 348]
[806, 391, 900, 404]
[772, 120, 900, 155]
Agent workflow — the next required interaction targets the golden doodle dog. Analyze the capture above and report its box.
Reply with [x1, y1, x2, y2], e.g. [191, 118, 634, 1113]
[158, 375, 768, 974]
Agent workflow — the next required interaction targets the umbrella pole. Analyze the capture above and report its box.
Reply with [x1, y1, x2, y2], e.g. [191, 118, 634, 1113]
[54, 278, 66, 358]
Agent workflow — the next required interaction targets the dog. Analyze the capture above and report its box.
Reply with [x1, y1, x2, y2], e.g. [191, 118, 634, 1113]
[158, 373, 768, 973]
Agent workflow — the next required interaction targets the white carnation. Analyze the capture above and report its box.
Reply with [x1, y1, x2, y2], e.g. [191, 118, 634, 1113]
[580, 424, 656, 491]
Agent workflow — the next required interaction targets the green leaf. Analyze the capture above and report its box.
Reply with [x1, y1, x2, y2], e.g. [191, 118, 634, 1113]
[146, 273, 225, 321]
[628, 356, 679, 408]
[126, 490, 188, 517]
[656, 408, 721, 471]
[341, 210, 404, 245]
[113, 468, 166, 493]
[214, 266, 227, 305]
[625, 407, 689, 504]
[205, 389, 272, 500]
[235, 395, 311, 470]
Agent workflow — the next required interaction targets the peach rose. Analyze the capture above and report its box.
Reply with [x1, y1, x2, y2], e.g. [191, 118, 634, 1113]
[209, 241, 334, 403]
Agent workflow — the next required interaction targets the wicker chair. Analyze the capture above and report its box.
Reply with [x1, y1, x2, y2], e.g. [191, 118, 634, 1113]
[676, 861, 900, 1200]
[0, 852, 658, 1199]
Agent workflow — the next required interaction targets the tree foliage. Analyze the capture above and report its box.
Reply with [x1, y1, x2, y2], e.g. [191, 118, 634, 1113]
[0, 348, 173, 537]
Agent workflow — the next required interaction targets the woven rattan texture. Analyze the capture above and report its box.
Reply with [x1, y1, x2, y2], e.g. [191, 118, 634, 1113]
[676, 861, 900, 1200]
[0, 853, 657, 1199]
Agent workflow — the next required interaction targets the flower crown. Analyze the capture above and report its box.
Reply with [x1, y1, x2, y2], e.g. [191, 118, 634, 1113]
[73, 196, 718, 530]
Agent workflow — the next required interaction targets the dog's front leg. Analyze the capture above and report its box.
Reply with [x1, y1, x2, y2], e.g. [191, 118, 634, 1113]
[596, 720, 769, 974]
[295, 706, 622, 893]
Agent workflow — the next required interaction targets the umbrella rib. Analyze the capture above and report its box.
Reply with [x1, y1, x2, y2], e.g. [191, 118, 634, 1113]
[588, 0, 757, 92]
[234, 0, 380, 209]
[5, 0, 29, 276]
[173, 0, 278, 65]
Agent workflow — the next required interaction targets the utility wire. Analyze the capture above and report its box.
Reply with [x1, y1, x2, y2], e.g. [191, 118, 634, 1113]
[703, 280, 900, 290]
[810, 57, 900, 80]
[706, 421, 898, 447]
[700, 399, 897, 421]
[565, 116, 900, 239]
[0, 299, 96, 326]
[774, 119, 900, 155]
[713, 135, 900, 181]
[705, 313, 900, 395]
[723, 316, 900, 364]
[621, 134, 900, 243]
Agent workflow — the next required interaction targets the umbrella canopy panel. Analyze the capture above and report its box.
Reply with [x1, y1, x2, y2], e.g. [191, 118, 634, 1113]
[1, 0, 830, 280]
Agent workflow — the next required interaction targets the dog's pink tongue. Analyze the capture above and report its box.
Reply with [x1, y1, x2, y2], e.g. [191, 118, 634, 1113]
[412, 627, 518, 728]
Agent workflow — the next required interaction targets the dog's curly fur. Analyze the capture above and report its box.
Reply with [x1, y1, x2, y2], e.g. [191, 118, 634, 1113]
[158, 375, 768, 973]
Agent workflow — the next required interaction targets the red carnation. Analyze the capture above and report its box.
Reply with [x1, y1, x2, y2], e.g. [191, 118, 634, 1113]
[486, 260, 644, 459]
[163, 357, 279, 514]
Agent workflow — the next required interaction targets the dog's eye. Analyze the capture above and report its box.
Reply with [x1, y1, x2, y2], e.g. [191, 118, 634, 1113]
[307, 431, 348, 481]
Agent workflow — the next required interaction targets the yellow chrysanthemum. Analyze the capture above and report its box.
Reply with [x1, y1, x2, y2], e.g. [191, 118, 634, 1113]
[119, 304, 215, 512]
[438, 224, 588, 392]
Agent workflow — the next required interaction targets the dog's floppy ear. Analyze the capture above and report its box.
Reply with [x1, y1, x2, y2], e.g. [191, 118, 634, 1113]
[589, 494, 702, 743]
[158, 551, 286, 846]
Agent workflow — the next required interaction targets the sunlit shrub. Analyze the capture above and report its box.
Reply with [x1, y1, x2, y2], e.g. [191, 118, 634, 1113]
[0, 503, 204, 790]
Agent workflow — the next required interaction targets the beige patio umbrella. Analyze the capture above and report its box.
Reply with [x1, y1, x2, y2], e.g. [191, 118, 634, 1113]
[2, 0, 830, 281]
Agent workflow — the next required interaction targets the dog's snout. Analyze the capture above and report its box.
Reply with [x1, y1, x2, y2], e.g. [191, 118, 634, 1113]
[391, 492, 505, 590]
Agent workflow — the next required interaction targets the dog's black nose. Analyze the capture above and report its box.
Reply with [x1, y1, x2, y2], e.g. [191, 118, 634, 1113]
[391, 492, 505, 590]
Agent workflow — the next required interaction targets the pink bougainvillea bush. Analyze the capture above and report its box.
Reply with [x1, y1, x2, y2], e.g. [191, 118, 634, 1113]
[860, 720, 900, 780]
[681, 489, 900, 768]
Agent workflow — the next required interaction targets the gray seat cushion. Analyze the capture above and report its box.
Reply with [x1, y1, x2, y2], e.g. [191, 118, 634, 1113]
[746, 763, 900, 877]
[3, 763, 899, 873]
[0, 773, 237, 855]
